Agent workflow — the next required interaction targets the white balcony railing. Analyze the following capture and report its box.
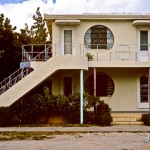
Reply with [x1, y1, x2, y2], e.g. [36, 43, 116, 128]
[22, 43, 150, 62]
[0, 43, 150, 96]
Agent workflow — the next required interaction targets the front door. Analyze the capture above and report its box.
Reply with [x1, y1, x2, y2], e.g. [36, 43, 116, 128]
[64, 30, 72, 55]
[139, 30, 150, 61]
[64, 76, 72, 96]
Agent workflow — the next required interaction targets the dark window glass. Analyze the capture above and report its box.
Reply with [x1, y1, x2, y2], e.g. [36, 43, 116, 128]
[140, 31, 148, 51]
[140, 76, 148, 103]
[84, 73, 114, 97]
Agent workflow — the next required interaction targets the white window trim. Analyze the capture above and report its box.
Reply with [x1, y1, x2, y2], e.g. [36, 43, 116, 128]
[137, 28, 150, 61]
[137, 28, 150, 52]
[60, 27, 76, 55]
[137, 74, 149, 109]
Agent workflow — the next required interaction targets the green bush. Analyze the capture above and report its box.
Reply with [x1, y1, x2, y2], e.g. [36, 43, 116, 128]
[11, 93, 112, 126]
[46, 94, 69, 116]
[12, 94, 47, 124]
[0, 107, 13, 126]
[94, 100, 112, 126]
[142, 113, 150, 126]
[67, 93, 95, 124]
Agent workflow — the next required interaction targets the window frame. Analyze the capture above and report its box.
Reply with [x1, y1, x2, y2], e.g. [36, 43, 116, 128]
[137, 28, 150, 51]
[137, 74, 149, 109]
[84, 25, 114, 50]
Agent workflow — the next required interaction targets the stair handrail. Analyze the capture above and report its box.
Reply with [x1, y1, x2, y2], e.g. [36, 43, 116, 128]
[0, 44, 52, 95]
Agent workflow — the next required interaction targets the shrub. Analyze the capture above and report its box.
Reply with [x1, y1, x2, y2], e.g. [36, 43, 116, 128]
[94, 100, 112, 126]
[67, 93, 95, 124]
[12, 94, 47, 124]
[46, 94, 69, 116]
[142, 113, 150, 126]
[11, 93, 112, 126]
[0, 107, 13, 126]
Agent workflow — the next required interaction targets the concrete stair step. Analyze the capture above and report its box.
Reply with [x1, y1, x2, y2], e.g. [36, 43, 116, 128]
[112, 121, 144, 125]
[111, 113, 142, 118]
[113, 117, 136, 122]
[111, 113, 144, 125]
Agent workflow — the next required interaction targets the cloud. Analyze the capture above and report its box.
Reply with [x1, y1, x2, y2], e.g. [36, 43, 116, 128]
[0, 0, 54, 31]
[0, 0, 150, 32]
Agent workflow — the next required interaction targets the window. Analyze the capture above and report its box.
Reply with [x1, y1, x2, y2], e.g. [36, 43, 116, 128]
[84, 72, 114, 97]
[140, 31, 148, 51]
[137, 75, 149, 108]
[140, 75, 148, 103]
[84, 25, 114, 50]
[64, 30, 72, 54]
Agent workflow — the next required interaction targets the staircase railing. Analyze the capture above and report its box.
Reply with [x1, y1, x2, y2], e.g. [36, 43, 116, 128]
[0, 44, 52, 95]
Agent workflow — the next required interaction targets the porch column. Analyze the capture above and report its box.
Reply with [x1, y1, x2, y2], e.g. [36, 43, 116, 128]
[94, 67, 96, 114]
[148, 68, 150, 113]
[94, 68, 96, 96]
[80, 70, 84, 124]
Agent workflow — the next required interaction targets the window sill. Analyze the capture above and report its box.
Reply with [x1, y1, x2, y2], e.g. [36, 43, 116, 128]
[138, 103, 149, 109]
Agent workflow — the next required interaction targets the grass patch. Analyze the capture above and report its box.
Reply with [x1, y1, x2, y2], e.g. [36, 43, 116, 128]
[0, 132, 55, 141]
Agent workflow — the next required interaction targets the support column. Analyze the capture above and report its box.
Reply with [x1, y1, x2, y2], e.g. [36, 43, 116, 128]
[148, 68, 150, 114]
[94, 68, 96, 114]
[80, 70, 84, 124]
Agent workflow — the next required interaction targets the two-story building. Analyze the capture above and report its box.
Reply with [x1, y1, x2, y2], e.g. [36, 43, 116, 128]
[0, 13, 150, 124]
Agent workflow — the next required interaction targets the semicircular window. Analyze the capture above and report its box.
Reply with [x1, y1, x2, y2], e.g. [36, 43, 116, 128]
[84, 25, 114, 50]
[84, 72, 115, 98]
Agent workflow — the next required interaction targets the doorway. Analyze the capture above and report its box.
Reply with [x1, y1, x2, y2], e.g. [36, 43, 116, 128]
[64, 30, 72, 55]
[64, 76, 72, 96]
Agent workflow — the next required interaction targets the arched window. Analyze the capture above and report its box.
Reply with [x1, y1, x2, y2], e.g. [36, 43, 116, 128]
[84, 72, 115, 97]
[84, 25, 114, 50]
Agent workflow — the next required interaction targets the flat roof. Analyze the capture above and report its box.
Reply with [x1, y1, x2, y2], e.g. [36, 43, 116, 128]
[44, 13, 150, 20]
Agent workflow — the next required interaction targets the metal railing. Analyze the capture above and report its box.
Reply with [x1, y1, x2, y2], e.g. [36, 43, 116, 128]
[0, 44, 53, 95]
[0, 43, 149, 95]
[84, 44, 150, 61]
[22, 44, 52, 61]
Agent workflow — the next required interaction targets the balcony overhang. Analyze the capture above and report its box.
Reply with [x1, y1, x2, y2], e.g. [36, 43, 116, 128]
[133, 20, 150, 26]
[55, 20, 80, 25]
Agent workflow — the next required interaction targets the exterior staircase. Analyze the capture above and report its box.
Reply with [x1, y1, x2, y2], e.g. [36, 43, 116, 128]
[111, 112, 144, 125]
[0, 44, 88, 107]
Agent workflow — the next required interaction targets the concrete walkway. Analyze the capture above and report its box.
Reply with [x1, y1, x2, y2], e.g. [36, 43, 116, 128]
[0, 125, 149, 132]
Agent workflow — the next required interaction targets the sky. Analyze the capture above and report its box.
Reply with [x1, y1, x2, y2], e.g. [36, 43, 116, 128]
[0, 0, 150, 32]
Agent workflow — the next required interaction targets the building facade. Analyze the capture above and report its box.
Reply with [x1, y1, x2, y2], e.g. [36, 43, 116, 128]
[1, 13, 150, 124]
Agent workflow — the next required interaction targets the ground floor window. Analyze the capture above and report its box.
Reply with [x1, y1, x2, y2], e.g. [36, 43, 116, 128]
[84, 72, 114, 97]
[140, 75, 148, 103]
[138, 74, 149, 108]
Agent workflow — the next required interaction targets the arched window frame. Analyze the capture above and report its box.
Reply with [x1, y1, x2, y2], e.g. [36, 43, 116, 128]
[84, 25, 114, 50]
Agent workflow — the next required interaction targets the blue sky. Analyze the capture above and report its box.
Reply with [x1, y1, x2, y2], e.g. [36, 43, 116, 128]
[0, 0, 56, 4]
[0, 0, 150, 31]
[0, 0, 26, 4]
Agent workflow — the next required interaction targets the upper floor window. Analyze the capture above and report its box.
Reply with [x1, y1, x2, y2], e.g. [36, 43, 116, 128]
[84, 25, 114, 50]
[140, 30, 149, 51]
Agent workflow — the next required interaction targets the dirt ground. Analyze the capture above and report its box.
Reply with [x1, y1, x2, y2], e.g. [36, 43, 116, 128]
[0, 132, 150, 150]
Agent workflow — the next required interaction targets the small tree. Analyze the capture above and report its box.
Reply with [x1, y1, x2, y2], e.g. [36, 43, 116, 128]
[0, 13, 21, 81]
[22, 7, 48, 44]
